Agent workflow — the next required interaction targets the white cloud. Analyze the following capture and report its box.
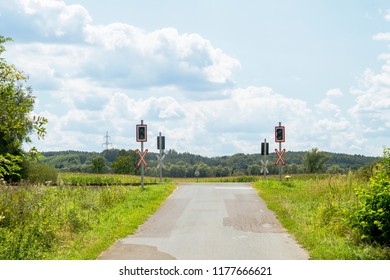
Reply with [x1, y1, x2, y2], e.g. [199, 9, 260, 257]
[317, 118, 349, 131]
[83, 24, 241, 88]
[326, 88, 343, 98]
[385, 9, 390, 21]
[316, 89, 344, 118]
[2, 0, 241, 91]
[372, 32, 390, 41]
[350, 58, 390, 138]
[316, 99, 341, 116]
[1, 0, 92, 41]
[28, 80, 370, 156]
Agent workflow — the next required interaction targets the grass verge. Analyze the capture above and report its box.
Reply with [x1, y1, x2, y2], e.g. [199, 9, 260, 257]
[253, 175, 390, 259]
[0, 183, 176, 260]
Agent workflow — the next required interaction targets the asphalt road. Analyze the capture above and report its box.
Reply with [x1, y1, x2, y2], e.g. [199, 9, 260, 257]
[98, 183, 309, 260]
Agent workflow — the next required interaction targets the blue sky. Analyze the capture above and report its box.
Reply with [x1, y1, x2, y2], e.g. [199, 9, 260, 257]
[1, 0, 390, 157]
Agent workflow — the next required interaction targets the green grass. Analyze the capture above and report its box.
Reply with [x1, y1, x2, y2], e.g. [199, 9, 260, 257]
[0, 182, 176, 259]
[253, 174, 390, 259]
[3, 171, 389, 260]
[58, 172, 159, 186]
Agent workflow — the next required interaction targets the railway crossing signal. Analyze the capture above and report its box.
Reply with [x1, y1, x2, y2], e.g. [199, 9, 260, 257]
[135, 149, 149, 168]
[157, 135, 165, 150]
[261, 159, 269, 174]
[275, 122, 286, 181]
[274, 148, 286, 166]
[261, 142, 269, 155]
[157, 132, 166, 183]
[136, 124, 147, 142]
[261, 139, 269, 180]
[275, 126, 285, 142]
[136, 120, 148, 189]
[156, 154, 166, 168]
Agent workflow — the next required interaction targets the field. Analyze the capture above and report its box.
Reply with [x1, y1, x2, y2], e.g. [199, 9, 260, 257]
[254, 174, 390, 259]
[1, 172, 389, 259]
[0, 178, 176, 260]
[58, 172, 159, 186]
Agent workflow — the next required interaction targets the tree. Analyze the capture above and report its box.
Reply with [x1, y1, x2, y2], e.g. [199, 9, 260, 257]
[91, 156, 107, 173]
[0, 36, 47, 180]
[111, 150, 137, 175]
[302, 148, 330, 173]
[247, 164, 261, 175]
[383, 147, 390, 177]
[327, 164, 344, 174]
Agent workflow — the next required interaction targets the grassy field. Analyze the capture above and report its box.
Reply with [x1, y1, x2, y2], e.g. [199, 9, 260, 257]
[58, 172, 159, 186]
[1, 172, 389, 260]
[0, 181, 176, 260]
[253, 174, 390, 259]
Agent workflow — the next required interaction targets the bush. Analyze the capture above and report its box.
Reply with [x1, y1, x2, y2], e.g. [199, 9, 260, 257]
[23, 162, 58, 184]
[348, 149, 390, 245]
[0, 182, 176, 259]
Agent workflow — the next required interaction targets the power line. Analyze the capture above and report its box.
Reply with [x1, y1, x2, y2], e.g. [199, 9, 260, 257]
[102, 131, 113, 150]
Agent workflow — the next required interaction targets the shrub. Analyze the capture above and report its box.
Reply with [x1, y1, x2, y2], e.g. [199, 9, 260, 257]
[23, 162, 58, 184]
[347, 149, 390, 245]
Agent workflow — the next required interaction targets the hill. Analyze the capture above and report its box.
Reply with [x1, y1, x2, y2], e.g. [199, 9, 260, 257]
[40, 149, 379, 177]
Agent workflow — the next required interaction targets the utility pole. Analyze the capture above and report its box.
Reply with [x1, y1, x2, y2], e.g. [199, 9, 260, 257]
[274, 122, 286, 181]
[136, 120, 148, 190]
[102, 131, 113, 150]
[157, 132, 166, 184]
[278, 124, 282, 181]
[261, 138, 269, 180]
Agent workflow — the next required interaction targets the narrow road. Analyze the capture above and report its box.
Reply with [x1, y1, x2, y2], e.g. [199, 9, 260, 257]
[98, 183, 309, 260]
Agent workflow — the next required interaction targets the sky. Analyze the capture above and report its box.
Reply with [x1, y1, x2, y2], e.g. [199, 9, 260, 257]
[1, 0, 390, 157]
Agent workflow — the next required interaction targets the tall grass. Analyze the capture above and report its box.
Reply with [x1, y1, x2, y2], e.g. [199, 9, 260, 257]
[0, 182, 176, 259]
[58, 172, 158, 186]
[254, 174, 390, 259]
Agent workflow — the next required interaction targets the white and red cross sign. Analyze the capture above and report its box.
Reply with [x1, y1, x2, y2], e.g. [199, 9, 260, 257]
[274, 148, 286, 166]
[135, 148, 149, 168]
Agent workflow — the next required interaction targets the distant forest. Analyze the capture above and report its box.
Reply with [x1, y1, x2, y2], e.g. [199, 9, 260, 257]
[40, 149, 380, 178]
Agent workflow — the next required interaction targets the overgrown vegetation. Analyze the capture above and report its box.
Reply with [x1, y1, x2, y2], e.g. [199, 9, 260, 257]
[253, 149, 390, 259]
[0, 36, 47, 182]
[347, 148, 390, 245]
[0, 182, 176, 259]
[1, 152, 389, 260]
[22, 162, 58, 184]
[58, 172, 158, 186]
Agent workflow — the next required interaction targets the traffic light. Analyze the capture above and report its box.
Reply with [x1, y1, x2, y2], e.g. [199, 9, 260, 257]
[261, 142, 269, 155]
[157, 136, 165, 150]
[136, 124, 147, 142]
[275, 126, 285, 142]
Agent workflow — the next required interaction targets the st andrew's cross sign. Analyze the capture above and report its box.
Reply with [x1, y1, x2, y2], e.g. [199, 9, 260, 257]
[274, 148, 286, 166]
[135, 148, 149, 168]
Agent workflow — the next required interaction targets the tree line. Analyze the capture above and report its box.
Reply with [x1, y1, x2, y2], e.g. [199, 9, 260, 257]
[40, 148, 379, 178]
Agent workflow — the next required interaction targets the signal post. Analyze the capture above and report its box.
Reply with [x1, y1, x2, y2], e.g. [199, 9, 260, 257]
[274, 122, 286, 181]
[157, 132, 166, 183]
[261, 138, 269, 180]
[136, 120, 148, 189]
